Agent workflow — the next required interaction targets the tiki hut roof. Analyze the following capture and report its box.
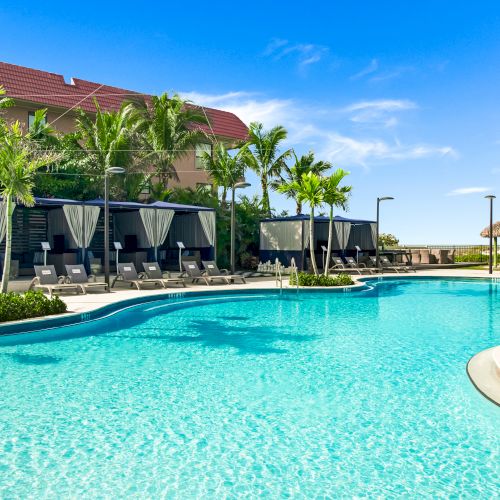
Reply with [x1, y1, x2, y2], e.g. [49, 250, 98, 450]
[480, 221, 500, 238]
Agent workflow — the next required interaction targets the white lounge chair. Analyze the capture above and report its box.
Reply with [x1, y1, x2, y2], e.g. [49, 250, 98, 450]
[202, 260, 246, 284]
[30, 265, 80, 297]
[112, 263, 165, 290]
[142, 262, 186, 288]
[65, 264, 108, 293]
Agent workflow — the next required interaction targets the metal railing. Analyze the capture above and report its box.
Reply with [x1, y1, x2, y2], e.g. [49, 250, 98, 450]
[387, 245, 492, 263]
[275, 258, 283, 293]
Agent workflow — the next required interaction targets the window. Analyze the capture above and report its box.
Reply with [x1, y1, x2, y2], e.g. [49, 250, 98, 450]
[195, 143, 212, 169]
[28, 111, 47, 131]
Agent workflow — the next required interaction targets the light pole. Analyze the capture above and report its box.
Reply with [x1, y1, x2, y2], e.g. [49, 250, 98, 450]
[485, 195, 496, 275]
[376, 196, 394, 268]
[104, 167, 125, 288]
[230, 181, 251, 274]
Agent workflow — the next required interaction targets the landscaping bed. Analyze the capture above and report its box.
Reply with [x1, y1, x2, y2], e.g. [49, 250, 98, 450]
[0, 291, 67, 323]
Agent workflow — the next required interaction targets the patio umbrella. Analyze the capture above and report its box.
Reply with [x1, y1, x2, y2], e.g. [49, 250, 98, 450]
[480, 221, 500, 267]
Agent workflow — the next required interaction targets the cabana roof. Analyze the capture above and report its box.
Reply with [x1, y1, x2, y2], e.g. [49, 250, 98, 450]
[261, 214, 375, 224]
[31, 197, 214, 212]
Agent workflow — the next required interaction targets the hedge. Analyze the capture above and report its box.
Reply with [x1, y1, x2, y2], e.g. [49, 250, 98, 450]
[0, 291, 67, 323]
[289, 272, 354, 287]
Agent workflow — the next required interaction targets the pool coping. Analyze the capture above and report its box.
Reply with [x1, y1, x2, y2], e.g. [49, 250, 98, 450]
[467, 347, 500, 406]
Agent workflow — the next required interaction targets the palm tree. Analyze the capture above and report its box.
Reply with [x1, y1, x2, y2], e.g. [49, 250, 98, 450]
[132, 93, 209, 187]
[243, 122, 291, 216]
[202, 143, 246, 206]
[0, 116, 57, 292]
[322, 170, 352, 276]
[279, 171, 324, 275]
[273, 151, 331, 214]
[73, 100, 140, 198]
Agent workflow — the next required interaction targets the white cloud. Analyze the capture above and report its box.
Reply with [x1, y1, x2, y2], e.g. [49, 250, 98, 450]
[317, 133, 457, 167]
[350, 59, 379, 80]
[264, 38, 328, 69]
[446, 187, 492, 196]
[181, 90, 457, 168]
[343, 99, 417, 127]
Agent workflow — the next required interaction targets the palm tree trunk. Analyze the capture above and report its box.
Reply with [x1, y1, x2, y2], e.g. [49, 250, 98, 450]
[261, 178, 271, 216]
[325, 204, 333, 276]
[309, 211, 318, 275]
[1, 196, 14, 293]
[221, 186, 227, 208]
[296, 201, 302, 215]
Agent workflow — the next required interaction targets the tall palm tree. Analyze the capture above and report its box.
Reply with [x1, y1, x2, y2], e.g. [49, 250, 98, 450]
[273, 151, 331, 215]
[0, 116, 57, 292]
[243, 122, 291, 216]
[73, 100, 140, 198]
[322, 170, 352, 276]
[279, 171, 324, 275]
[132, 93, 209, 187]
[202, 143, 246, 206]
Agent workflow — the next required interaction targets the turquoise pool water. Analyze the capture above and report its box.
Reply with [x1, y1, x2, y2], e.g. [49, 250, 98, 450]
[0, 278, 499, 497]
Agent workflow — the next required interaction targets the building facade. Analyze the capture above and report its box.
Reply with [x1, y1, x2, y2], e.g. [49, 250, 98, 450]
[0, 62, 249, 189]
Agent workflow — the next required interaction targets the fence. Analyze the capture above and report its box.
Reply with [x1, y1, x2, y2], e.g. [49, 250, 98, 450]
[391, 245, 491, 263]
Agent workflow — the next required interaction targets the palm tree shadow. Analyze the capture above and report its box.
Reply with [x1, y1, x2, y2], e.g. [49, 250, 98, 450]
[6, 353, 63, 365]
[108, 317, 316, 355]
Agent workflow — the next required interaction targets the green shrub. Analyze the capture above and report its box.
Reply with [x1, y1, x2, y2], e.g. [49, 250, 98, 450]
[454, 253, 490, 263]
[289, 272, 354, 287]
[0, 291, 67, 323]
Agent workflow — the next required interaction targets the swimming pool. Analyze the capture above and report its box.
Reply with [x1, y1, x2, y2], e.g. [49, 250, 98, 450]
[0, 278, 498, 497]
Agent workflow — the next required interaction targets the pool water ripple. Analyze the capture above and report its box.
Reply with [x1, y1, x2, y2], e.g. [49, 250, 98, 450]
[0, 279, 499, 497]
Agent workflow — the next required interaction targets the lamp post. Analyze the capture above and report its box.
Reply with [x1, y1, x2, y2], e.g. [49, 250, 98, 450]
[104, 167, 125, 288]
[376, 196, 394, 268]
[230, 181, 251, 274]
[485, 195, 496, 275]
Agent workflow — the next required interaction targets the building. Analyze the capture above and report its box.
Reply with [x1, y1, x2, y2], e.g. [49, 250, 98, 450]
[0, 61, 248, 189]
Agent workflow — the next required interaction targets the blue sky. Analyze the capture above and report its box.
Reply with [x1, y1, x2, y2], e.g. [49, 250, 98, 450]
[2, 1, 500, 243]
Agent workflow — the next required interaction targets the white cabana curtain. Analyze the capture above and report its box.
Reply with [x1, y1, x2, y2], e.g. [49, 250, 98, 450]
[370, 223, 378, 248]
[198, 211, 216, 246]
[62, 205, 100, 248]
[334, 221, 352, 250]
[260, 220, 303, 251]
[139, 208, 175, 248]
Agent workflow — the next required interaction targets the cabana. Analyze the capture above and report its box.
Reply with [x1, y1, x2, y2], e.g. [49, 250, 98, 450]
[0, 197, 215, 275]
[260, 214, 376, 270]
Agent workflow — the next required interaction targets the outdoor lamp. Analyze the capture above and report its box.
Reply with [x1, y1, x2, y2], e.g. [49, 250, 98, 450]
[376, 196, 394, 268]
[104, 167, 125, 288]
[485, 195, 496, 275]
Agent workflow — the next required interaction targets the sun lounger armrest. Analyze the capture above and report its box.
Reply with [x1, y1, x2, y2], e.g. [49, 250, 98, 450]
[162, 271, 171, 278]
[138, 272, 147, 279]
[59, 275, 68, 284]
[218, 268, 230, 275]
[88, 274, 97, 282]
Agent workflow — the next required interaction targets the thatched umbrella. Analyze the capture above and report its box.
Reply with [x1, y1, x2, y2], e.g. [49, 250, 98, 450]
[480, 221, 500, 267]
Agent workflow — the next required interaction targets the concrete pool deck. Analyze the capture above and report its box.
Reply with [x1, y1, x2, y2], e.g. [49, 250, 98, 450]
[3, 268, 500, 405]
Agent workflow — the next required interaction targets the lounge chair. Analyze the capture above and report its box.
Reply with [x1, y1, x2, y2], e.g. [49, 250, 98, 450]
[182, 261, 230, 286]
[29, 265, 80, 297]
[65, 264, 108, 293]
[329, 257, 349, 273]
[381, 255, 415, 273]
[344, 256, 376, 275]
[202, 260, 246, 284]
[142, 262, 186, 288]
[112, 263, 165, 290]
[369, 256, 400, 273]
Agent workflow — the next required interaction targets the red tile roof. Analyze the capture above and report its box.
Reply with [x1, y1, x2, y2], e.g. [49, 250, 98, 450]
[0, 61, 248, 141]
